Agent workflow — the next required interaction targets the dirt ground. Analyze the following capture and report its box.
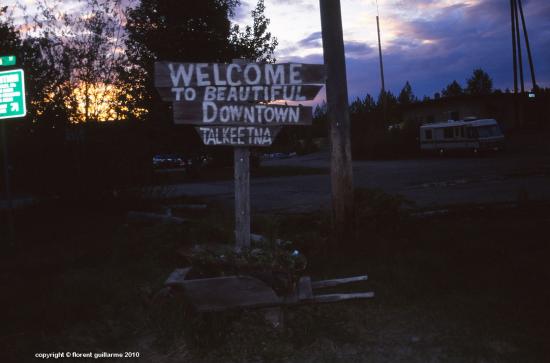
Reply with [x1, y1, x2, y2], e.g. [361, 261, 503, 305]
[1, 194, 549, 362]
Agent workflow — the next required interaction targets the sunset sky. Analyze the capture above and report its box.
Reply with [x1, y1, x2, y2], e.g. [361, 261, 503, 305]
[7, 0, 550, 102]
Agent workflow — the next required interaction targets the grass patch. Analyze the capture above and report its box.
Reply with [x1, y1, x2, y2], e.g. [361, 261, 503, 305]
[1, 194, 549, 362]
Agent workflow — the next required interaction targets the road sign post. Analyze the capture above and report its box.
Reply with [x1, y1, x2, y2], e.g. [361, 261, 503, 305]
[155, 60, 325, 249]
[0, 68, 25, 247]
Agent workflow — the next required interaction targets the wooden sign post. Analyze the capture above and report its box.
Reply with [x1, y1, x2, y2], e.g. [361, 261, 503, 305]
[155, 60, 325, 249]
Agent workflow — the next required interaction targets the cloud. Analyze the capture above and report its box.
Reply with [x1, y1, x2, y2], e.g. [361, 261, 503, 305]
[345, 41, 374, 58]
[297, 31, 322, 48]
[345, 0, 550, 98]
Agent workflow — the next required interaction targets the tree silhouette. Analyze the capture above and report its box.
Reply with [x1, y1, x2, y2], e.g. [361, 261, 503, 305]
[466, 68, 493, 95]
[398, 81, 417, 105]
[0, 7, 19, 52]
[442, 80, 463, 97]
[125, 0, 278, 114]
[229, 0, 278, 63]
[20, 0, 138, 123]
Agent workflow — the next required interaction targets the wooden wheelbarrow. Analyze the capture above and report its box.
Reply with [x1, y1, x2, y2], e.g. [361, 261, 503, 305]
[163, 268, 374, 312]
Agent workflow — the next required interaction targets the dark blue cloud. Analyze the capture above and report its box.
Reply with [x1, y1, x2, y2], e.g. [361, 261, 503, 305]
[347, 0, 550, 98]
[288, 0, 550, 102]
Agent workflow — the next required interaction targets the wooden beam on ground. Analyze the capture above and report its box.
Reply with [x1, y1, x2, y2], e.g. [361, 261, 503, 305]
[310, 292, 375, 304]
[311, 275, 369, 289]
[178, 276, 281, 312]
[164, 267, 192, 287]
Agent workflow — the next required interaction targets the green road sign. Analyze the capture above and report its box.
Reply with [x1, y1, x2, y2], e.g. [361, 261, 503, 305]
[0, 55, 16, 66]
[0, 69, 26, 120]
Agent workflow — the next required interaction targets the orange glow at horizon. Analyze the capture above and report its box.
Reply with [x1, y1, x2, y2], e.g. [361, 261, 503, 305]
[68, 82, 146, 123]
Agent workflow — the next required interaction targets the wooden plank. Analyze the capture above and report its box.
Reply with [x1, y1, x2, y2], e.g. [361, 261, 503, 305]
[179, 276, 281, 312]
[234, 147, 250, 249]
[195, 126, 281, 147]
[174, 102, 312, 125]
[311, 275, 368, 289]
[311, 292, 375, 304]
[155, 62, 326, 88]
[157, 84, 323, 102]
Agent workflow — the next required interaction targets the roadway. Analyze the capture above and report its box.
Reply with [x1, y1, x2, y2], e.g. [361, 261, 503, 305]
[148, 148, 550, 213]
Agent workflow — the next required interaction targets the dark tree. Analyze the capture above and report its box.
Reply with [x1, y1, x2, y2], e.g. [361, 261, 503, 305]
[0, 7, 19, 52]
[398, 81, 416, 105]
[124, 0, 277, 125]
[17, 0, 138, 123]
[466, 68, 493, 95]
[349, 94, 376, 114]
[377, 90, 398, 113]
[126, 0, 238, 66]
[442, 80, 463, 97]
[229, 0, 278, 62]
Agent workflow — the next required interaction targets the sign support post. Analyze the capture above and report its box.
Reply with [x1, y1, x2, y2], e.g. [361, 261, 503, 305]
[1, 122, 14, 246]
[234, 146, 251, 250]
[232, 59, 251, 250]
[0, 65, 26, 247]
[154, 59, 325, 250]
[320, 0, 355, 245]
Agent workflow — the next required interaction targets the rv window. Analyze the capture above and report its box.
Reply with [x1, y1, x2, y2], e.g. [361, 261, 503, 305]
[424, 130, 432, 139]
[444, 128, 454, 138]
[476, 125, 502, 138]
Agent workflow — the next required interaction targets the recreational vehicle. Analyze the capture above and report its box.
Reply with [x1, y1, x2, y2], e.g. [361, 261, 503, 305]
[419, 118, 505, 153]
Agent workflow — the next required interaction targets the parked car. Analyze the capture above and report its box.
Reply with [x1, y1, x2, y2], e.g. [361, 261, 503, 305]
[152, 154, 186, 170]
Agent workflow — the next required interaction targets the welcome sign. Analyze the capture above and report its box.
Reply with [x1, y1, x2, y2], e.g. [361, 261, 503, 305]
[155, 61, 325, 146]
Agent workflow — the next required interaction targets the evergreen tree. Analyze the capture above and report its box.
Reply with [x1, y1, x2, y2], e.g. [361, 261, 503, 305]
[442, 80, 463, 97]
[377, 90, 398, 111]
[466, 68, 493, 95]
[398, 81, 416, 105]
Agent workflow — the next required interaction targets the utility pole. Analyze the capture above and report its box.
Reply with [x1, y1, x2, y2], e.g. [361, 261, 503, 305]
[517, 0, 537, 90]
[319, 0, 354, 246]
[510, 0, 519, 127]
[514, 0, 525, 94]
[376, 12, 386, 125]
[510, 0, 537, 128]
